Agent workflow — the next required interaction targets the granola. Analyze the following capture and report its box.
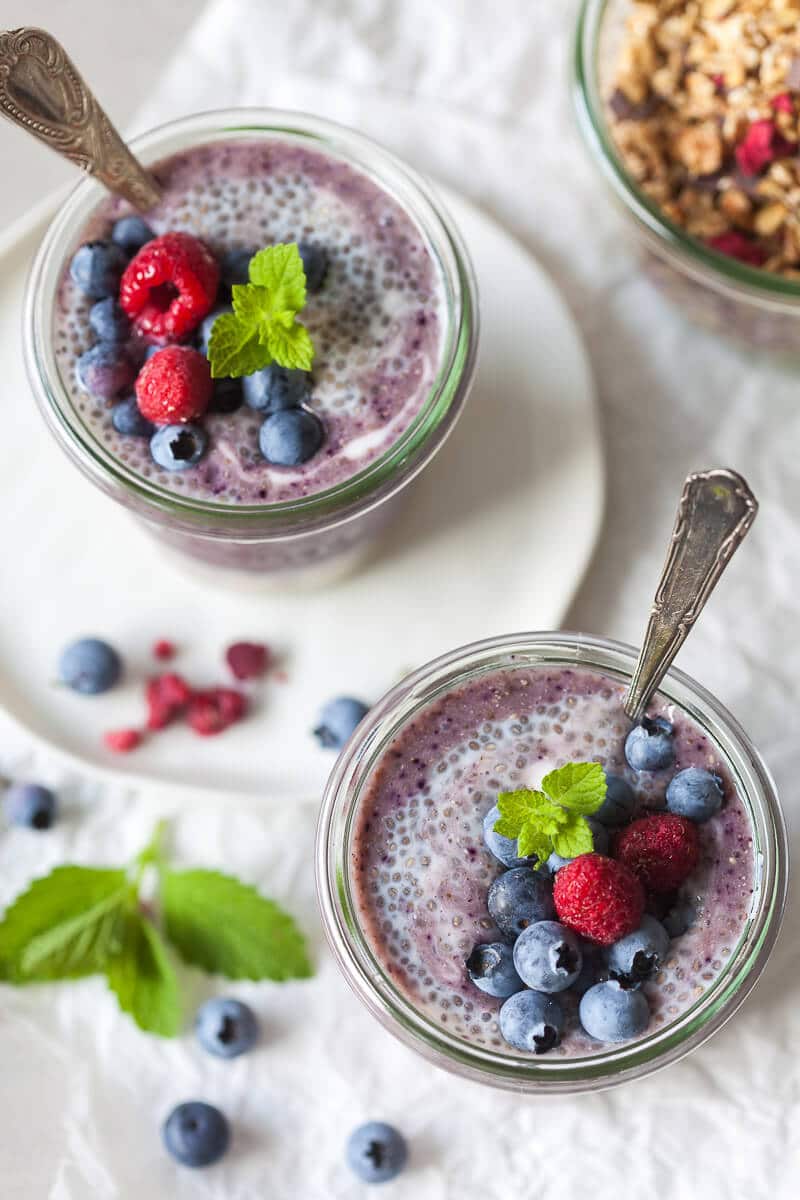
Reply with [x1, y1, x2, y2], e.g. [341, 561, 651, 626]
[607, 0, 800, 274]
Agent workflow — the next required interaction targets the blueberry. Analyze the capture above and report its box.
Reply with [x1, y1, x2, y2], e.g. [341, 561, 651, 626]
[482, 804, 536, 868]
[195, 997, 259, 1058]
[69, 240, 128, 299]
[199, 305, 232, 355]
[162, 1101, 230, 1168]
[579, 979, 650, 1042]
[4, 783, 57, 830]
[111, 215, 154, 255]
[76, 343, 136, 399]
[297, 241, 329, 292]
[112, 396, 154, 438]
[546, 818, 608, 872]
[666, 767, 723, 823]
[221, 247, 255, 289]
[513, 920, 583, 993]
[59, 637, 122, 695]
[260, 408, 324, 466]
[150, 424, 208, 471]
[662, 900, 696, 939]
[346, 1122, 407, 1184]
[624, 716, 675, 772]
[487, 866, 555, 939]
[571, 945, 607, 996]
[89, 298, 131, 344]
[209, 377, 244, 414]
[605, 915, 670, 984]
[144, 344, 161, 361]
[498, 989, 564, 1054]
[313, 697, 369, 750]
[595, 774, 637, 827]
[465, 941, 524, 998]
[243, 364, 310, 413]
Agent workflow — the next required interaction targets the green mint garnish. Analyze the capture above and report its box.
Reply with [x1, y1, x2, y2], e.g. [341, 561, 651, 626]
[0, 823, 312, 1037]
[208, 243, 314, 378]
[494, 761, 607, 869]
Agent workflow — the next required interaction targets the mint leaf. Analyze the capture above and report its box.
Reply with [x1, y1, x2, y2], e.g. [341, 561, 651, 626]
[162, 868, 312, 982]
[551, 815, 596, 859]
[265, 315, 314, 371]
[106, 909, 181, 1037]
[248, 243, 307, 311]
[494, 789, 553, 838]
[0, 867, 128, 983]
[541, 762, 607, 815]
[516, 825, 554, 864]
[208, 312, 272, 379]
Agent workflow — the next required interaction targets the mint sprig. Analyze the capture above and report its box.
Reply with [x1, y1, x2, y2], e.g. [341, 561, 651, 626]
[208, 243, 314, 377]
[494, 761, 607, 869]
[0, 825, 312, 1037]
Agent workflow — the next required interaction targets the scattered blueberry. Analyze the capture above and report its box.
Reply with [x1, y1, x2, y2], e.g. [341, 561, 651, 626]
[624, 716, 675, 772]
[221, 247, 255, 289]
[595, 773, 637, 827]
[260, 408, 324, 466]
[76, 343, 136, 399]
[195, 998, 259, 1058]
[662, 900, 697, 939]
[498, 989, 564, 1054]
[605, 915, 670, 984]
[243, 364, 310, 413]
[162, 1101, 230, 1168]
[666, 767, 723, 823]
[297, 241, 329, 292]
[150, 424, 208, 471]
[313, 697, 369, 750]
[546, 818, 608, 872]
[346, 1122, 407, 1184]
[482, 804, 535, 868]
[89, 298, 131, 344]
[59, 637, 122, 695]
[209, 377, 244, 414]
[4, 783, 57, 830]
[513, 920, 583, 993]
[465, 941, 524, 998]
[199, 305, 232, 355]
[111, 396, 155, 438]
[579, 979, 650, 1042]
[111, 215, 154, 255]
[486, 866, 555, 939]
[69, 240, 128, 299]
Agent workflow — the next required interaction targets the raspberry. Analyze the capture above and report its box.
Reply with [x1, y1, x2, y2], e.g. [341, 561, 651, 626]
[735, 119, 795, 177]
[225, 641, 270, 680]
[707, 232, 767, 268]
[135, 346, 212, 425]
[187, 688, 247, 737]
[614, 813, 700, 894]
[153, 639, 176, 661]
[770, 93, 794, 115]
[119, 231, 220, 343]
[103, 728, 143, 754]
[553, 854, 645, 947]
[146, 673, 193, 730]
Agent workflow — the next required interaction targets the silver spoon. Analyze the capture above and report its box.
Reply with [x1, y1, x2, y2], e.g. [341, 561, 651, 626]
[0, 26, 161, 211]
[624, 468, 758, 722]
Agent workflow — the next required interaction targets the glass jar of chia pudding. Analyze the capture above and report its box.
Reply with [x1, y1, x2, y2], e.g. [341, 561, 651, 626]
[24, 109, 477, 583]
[575, 0, 800, 352]
[316, 632, 787, 1093]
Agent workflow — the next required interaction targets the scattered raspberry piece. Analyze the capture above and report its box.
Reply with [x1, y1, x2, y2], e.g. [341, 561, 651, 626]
[135, 346, 212, 425]
[119, 231, 220, 343]
[225, 641, 270, 681]
[153, 639, 176, 661]
[735, 119, 795, 176]
[103, 728, 143, 754]
[187, 688, 247, 736]
[614, 813, 700, 894]
[146, 672, 193, 730]
[770, 93, 794, 115]
[706, 232, 767, 268]
[553, 853, 644, 947]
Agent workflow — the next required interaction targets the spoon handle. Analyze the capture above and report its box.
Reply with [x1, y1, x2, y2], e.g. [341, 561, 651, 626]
[0, 27, 161, 211]
[624, 468, 758, 722]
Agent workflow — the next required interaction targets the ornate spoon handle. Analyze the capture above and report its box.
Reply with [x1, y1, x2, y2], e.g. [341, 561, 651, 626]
[624, 468, 758, 722]
[0, 27, 161, 211]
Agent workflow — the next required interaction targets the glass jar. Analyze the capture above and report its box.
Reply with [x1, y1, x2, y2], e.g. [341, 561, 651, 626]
[574, 0, 800, 352]
[24, 109, 478, 584]
[316, 631, 788, 1093]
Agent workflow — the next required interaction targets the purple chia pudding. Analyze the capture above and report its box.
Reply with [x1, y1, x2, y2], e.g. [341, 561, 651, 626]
[351, 664, 755, 1058]
[53, 138, 446, 505]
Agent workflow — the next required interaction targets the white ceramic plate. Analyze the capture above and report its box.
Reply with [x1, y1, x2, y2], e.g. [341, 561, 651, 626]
[0, 186, 604, 801]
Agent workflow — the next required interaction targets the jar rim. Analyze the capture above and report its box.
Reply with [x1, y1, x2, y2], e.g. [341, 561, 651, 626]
[316, 630, 788, 1093]
[24, 107, 478, 535]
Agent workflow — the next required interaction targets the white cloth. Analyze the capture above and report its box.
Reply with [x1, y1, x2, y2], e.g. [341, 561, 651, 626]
[3, 2, 800, 1197]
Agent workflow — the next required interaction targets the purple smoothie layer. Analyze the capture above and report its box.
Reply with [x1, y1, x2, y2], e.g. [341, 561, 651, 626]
[352, 665, 755, 1058]
[53, 138, 446, 504]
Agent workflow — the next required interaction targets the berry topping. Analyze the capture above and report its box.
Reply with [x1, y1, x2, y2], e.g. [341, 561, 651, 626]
[605, 914, 670, 984]
[595, 773, 637, 827]
[153, 639, 176, 661]
[486, 866, 555, 940]
[119, 231, 220, 343]
[512, 920, 583, 993]
[162, 1101, 230, 1168]
[111, 215, 155, 255]
[297, 241, 329, 291]
[198, 305, 232, 355]
[220, 246, 255, 290]
[666, 767, 724, 823]
[225, 641, 270, 681]
[209, 378, 244, 414]
[69, 240, 128, 299]
[346, 1122, 408, 1185]
[243, 364, 310, 413]
[614, 813, 700, 894]
[195, 997, 259, 1058]
[579, 979, 650, 1043]
[111, 397, 155, 439]
[59, 637, 122, 695]
[89, 297, 131, 344]
[706, 232, 768, 268]
[103, 728, 143, 754]
[313, 697, 370, 750]
[662, 899, 696, 939]
[4, 783, 57, 830]
[150, 423, 208, 472]
[76, 343, 137, 400]
[735, 118, 795, 177]
[145, 673, 193, 730]
[465, 941, 524, 999]
[624, 716, 675, 772]
[187, 688, 247, 737]
[482, 804, 536, 869]
[259, 407, 324, 466]
[553, 853, 644, 946]
[498, 989, 564, 1054]
[136, 346, 212, 425]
